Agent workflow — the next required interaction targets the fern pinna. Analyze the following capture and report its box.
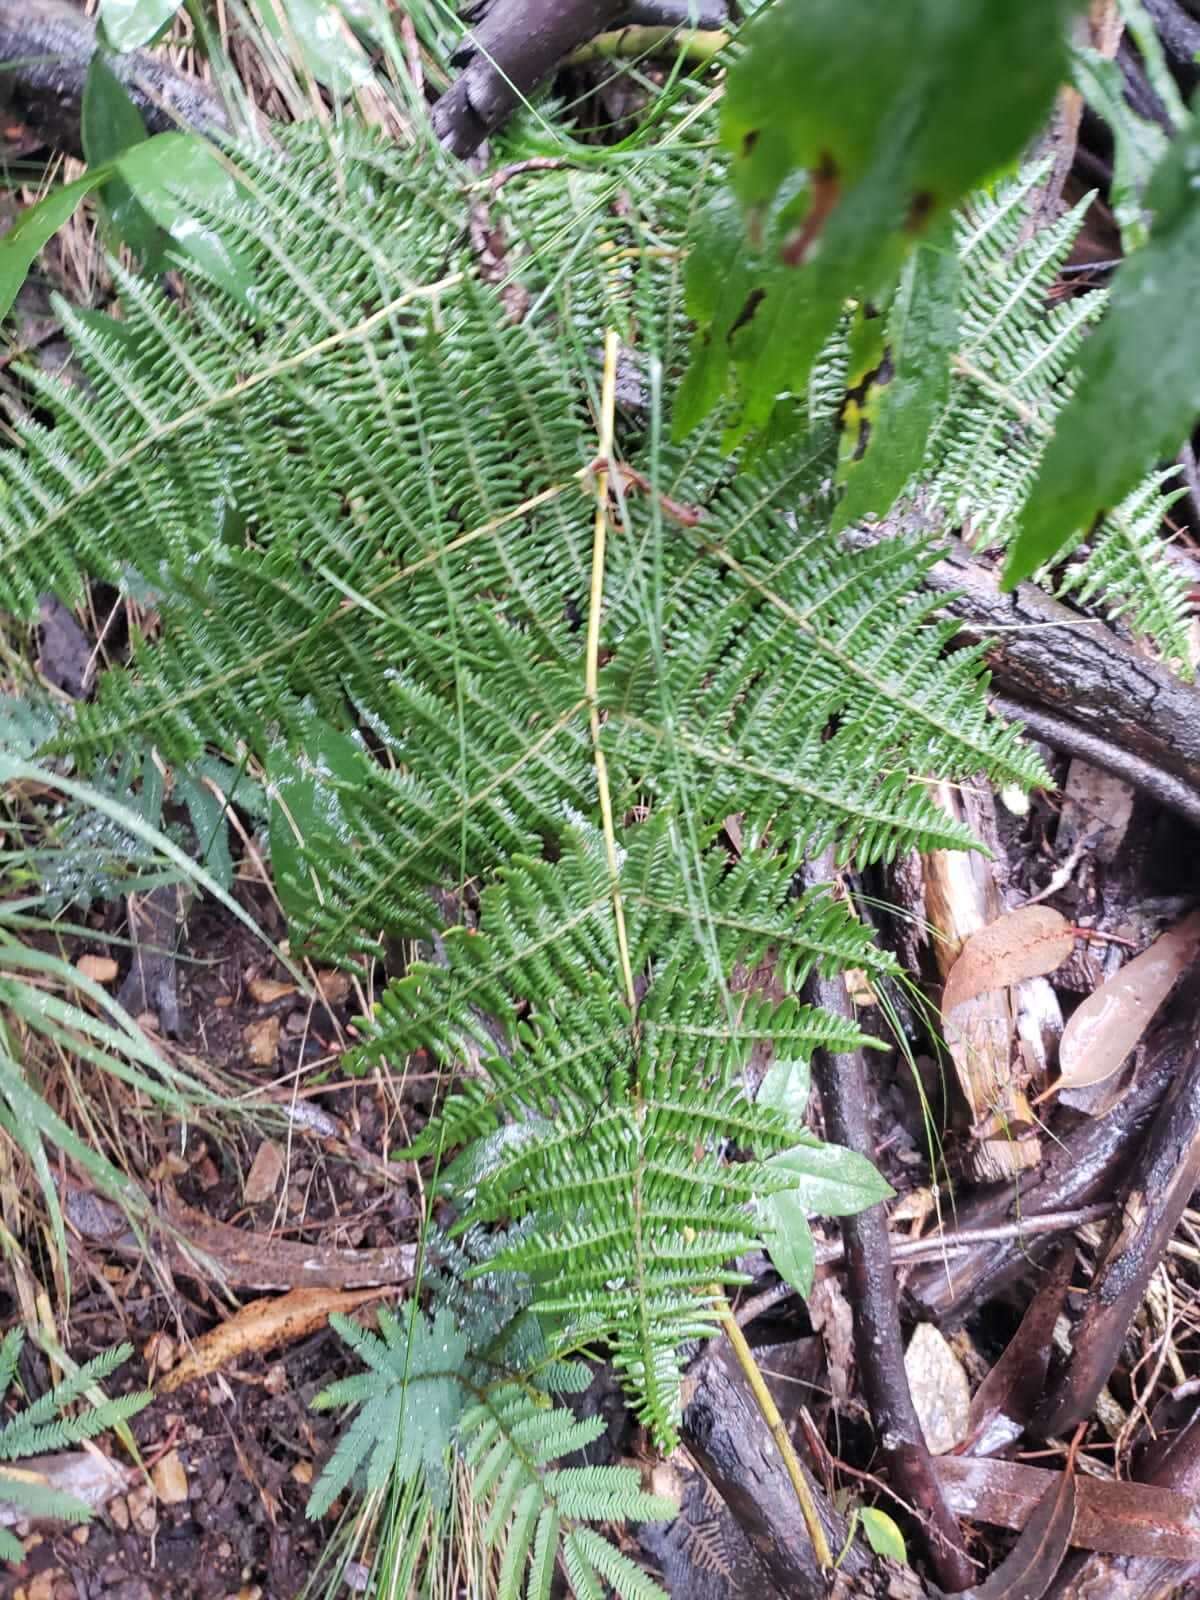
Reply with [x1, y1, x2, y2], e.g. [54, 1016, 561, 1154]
[0, 104, 1162, 1567]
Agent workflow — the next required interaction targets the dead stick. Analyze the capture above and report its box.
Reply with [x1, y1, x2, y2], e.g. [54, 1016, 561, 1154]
[904, 1003, 1194, 1322]
[804, 871, 974, 1593]
[1034, 1022, 1200, 1438]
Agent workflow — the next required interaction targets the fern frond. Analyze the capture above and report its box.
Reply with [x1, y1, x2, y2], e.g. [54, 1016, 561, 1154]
[920, 164, 1192, 663]
[0, 1334, 147, 1559]
[3, 120, 1046, 1447]
[314, 1305, 673, 1600]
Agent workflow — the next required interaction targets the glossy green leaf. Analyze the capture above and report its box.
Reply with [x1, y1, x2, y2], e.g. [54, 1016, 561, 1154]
[116, 134, 258, 312]
[861, 1506, 908, 1565]
[82, 52, 164, 268]
[757, 1057, 811, 1130]
[99, 0, 184, 53]
[768, 1140, 893, 1217]
[678, 0, 1080, 441]
[0, 173, 107, 324]
[759, 1188, 815, 1297]
[1006, 116, 1200, 587]
[833, 231, 959, 531]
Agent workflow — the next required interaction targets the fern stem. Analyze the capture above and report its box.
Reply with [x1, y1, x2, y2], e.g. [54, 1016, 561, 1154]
[712, 1292, 833, 1571]
[952, 353, 1053, 436]
[587, 328, 638, 1015]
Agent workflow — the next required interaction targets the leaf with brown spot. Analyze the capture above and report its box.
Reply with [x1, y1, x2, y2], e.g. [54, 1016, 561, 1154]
[942, 907, 1075, 1017]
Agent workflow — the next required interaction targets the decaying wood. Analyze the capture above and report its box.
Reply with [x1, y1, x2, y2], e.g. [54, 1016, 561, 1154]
[905, 991, 1196, 1322]
[682, 1340, 921, 1600]
[1045, 1393, 1200, 1597]
[843, 523, 1200, 824]
[160, 1284, 390, 1391]
[65, 1184, 416, 1291]
[919, 782, 1044, 1181]
[1034, 1018, 1200, 1438]
[923, 540, 1200, 821]
[0, 0, 229, 157]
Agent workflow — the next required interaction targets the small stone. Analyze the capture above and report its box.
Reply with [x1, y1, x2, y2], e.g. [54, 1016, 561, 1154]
[76, 954, 118, 984]
[243, 1140, 285, 1205]
[263, 1363, 288, 1396]
[151, 1449, 189, 1505]
[108, 1495, 129, 1531]
[127, 1482, 157, 1535]
[290, 1460, 313, 1485]
[243, 1016, 280, 1067]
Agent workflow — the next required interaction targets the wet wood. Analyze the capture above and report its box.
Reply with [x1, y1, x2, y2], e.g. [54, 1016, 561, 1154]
[934, 1457, 1200, 1563]
[905, 988, 1198, 1322]
[1034, 1025, 1200, 1439]
[682, 1340, 924, 1599]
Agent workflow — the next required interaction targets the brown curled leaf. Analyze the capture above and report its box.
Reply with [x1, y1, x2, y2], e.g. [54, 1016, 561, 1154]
[958, 1455, 1077, 1600]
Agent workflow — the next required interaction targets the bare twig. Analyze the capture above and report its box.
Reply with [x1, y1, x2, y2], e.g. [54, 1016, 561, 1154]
[1035, 1014, 1200, 1438]
[803, 869, 974, 1594]
[432, 0, 625, 157]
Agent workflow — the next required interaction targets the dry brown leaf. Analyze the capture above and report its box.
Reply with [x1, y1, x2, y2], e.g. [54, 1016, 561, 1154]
[1058, 910, 1200, 1092]
[315, 969, 351, 1005]
[958, 1461, 1077, 1599]
[905, 1323, 971, 1455]
[243, 1140, 285, 1205]
[243, 1016, 280, 1067]
[75, 954, 119, 985]
[150, 1450, 189, 1505]
[942, 907, 1076, 1017]
[160, 1286, 386, 1392]
[247, 977, 296, 1004]
[963, 1244, 1074, 1456]
[935, 1455, 1200, 1562]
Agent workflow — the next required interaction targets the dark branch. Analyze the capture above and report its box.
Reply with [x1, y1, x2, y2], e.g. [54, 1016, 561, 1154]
[803, 900, 975, 1594]
[905, 993, 1195, 1322]
[0, 0, 228, 158]
[431, 0, 625, 158]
